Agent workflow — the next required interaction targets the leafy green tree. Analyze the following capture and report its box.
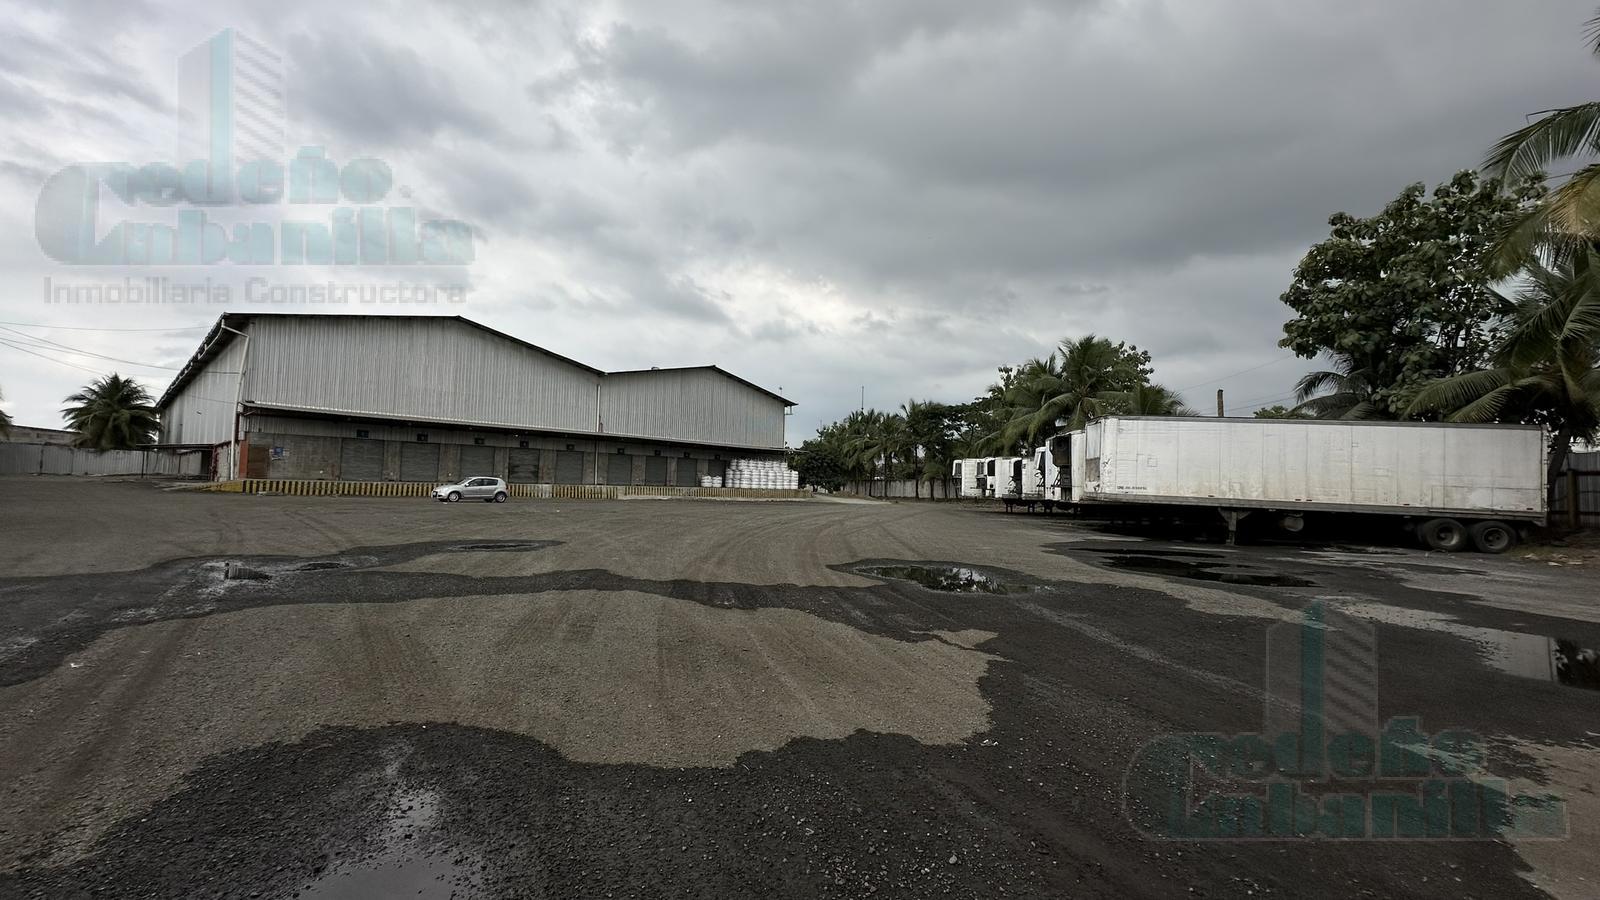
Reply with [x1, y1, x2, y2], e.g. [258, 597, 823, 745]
[1484, 9, 1600, 269]
[61, 374, 159, 450]
[1252, 404, 1311, 420]
[0, 386, 11, 437]
[1408, 252, 1600, 502]
[901, 398, 962, 498]
[1280, 171, 1544, 417]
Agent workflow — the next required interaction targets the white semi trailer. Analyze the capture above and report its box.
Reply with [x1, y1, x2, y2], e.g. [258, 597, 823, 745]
[952, 458, 981, 498]
[1046, 416, 1546, 553]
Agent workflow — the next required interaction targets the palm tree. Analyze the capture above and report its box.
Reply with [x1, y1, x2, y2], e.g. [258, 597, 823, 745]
[61, 373, 159, 450]
[1408, 252, 1600, 503]
[1484, 9, 1600, 268]
[1291, 354, 1387, 419]
[1110, 383, 1196, 416]
[0, 386, 11, 437]
[995, 337, 1137, 452]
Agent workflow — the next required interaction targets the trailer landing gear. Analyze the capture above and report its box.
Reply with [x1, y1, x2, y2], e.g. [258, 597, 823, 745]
[1219, 508, 1252, 546]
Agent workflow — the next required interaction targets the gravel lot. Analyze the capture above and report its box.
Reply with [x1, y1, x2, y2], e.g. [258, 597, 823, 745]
[0, 477, 1596, 899]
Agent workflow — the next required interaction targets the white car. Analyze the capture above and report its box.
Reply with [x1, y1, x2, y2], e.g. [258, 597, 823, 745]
[431, 476, 509, 503]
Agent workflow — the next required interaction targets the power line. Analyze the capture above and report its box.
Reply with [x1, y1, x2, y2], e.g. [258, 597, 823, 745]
[0, 320, 209, 333]
[0, 338, 106, 375]
[1174, 354, 1297, 393]
[0, 326, 182, 371]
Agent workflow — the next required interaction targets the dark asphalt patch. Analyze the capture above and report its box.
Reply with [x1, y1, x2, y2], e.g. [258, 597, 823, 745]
[0, 666, 1557, 900]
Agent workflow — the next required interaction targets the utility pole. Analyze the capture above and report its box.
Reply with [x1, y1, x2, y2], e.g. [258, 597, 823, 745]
[861, 386, 865, 413]
[1216, 389, 1225, 417]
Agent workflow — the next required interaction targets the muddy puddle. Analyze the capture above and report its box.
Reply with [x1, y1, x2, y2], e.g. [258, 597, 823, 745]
[1477, 630, 1600, 692]
[1093, 553, 1314, 588]
[855, 564, 1032, 595]
[299, 787, 479, 899]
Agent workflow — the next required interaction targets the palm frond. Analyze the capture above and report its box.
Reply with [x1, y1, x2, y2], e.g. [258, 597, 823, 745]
[1484, 102, 1600, 183]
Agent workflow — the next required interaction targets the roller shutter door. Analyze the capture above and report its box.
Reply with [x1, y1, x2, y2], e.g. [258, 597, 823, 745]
[339, 439, 385, 481]
[607, 453, 633, 485]
[459, 445, 496, 478]
[401, 443, 439, 482]
[674, 460, 699, 486]
[508, 449, 541, 483]
[708, 459, 727, 479]
[554, 450, 585, 484]
[643, 456, 669, 485]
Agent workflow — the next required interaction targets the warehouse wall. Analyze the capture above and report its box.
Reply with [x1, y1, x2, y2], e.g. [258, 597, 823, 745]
[241, 317, 602, 433]
[239, 412, 773, 484]
[600, 368, 786, 449]
[161, 336, 244, 446]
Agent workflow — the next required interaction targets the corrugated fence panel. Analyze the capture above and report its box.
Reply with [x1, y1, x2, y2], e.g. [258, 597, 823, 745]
[0, 444, 206, 477]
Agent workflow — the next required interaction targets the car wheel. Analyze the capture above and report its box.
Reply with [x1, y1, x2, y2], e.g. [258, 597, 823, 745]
[447, 491, 461, 503]
[1469, 520, 1516, 554]
[1419, 517, 1467, 552]
[494, 492, 508, 503]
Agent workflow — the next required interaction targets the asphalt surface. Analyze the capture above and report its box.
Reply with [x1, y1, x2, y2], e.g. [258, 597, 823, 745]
[0, 478, 1596, 899]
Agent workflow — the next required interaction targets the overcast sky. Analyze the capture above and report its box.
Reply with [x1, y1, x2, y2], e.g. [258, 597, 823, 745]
[0, 0, 1594, 440]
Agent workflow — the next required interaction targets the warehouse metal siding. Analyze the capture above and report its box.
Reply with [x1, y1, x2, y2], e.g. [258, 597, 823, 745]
[601, 368, 786, 449]
[160, 337, 244, 447]
[241, 317, 602, 433]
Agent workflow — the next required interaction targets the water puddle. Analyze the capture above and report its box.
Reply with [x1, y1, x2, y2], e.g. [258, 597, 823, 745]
[856, 564, 1030, 594]
[1097, 554, 1315, 588]
[1078, 547, 1222, 559]
[299, 787, 478, 899]
[449, 541, 548, 552]
[1477, 631, 1600, 691]
[1327, 602, 1600, 692]
[295, 561, 352, 572]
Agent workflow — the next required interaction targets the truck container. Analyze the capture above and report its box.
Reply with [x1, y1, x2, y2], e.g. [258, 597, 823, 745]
[952, 458, 981, 497]
[1055, 416, 1546, 553]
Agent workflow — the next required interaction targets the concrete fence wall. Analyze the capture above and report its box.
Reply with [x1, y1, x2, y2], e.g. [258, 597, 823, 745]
[0, 443, 209, 478]
[840, 479, 959, 500]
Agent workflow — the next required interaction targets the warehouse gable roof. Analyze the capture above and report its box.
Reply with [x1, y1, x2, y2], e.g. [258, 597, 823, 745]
[157, 313, 793, 409]
[606, 365, 796, 406]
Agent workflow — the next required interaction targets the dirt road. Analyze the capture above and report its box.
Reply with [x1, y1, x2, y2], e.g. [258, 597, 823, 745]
[0, 478, 1596, 898]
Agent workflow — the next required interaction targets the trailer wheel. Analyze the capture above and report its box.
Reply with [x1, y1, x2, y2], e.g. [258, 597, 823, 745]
[1419, 518, 1467, 552]
[1468, 520, 1516, 554]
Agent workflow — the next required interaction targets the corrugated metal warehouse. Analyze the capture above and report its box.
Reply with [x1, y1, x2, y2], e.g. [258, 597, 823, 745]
[156, 313, 794, 484]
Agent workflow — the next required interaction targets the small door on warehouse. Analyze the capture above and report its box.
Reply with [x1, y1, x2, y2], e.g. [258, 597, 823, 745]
[459, 442, 496, 478]
[554, 450, 585, 484]
[339, 438, 384, 481]
[401, 441, 440, 482]
[708, 458, 727, 480]
[607, 451, 633, 485]
[674, 456, 698, 486]
[508, 447, 541, 483]
[643, 455, 669, 485]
